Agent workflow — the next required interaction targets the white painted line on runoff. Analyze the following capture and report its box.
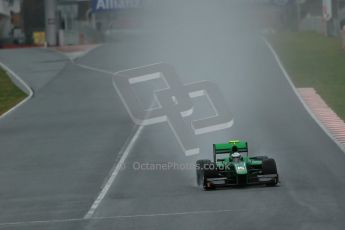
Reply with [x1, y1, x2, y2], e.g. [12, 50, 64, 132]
[84, 125, 144, 219]
[92, 208, 245, 220]
[262, 37, 345, 153]
[76, 63, 114, 75]
[0, 62, 33, 119]
[0, 208, 245, 227]
[0, 217, 83, 227]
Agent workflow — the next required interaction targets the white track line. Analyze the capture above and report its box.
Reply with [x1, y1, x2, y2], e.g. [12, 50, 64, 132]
[0, 62, 33, 119]
[77, 61, 142, 219]
[84, 125, 143, 219]
[262, 37, 345, 153]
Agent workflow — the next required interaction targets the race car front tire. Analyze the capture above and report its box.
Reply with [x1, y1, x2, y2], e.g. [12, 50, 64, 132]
[203, 163, 218, 190]
[196, 159, 211, 186]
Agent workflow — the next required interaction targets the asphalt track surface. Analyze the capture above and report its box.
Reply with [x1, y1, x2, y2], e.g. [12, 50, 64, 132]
[1, 4, 345, 230]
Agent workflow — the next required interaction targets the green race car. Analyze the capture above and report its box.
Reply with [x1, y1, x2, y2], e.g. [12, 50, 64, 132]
[196, 140, 279, 190]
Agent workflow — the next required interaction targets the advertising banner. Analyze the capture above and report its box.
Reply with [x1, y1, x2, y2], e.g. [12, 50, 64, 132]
[92, 0, 144, 12]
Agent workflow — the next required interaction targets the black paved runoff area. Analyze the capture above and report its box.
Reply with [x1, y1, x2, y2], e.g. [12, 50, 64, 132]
[1, 2, 345, 230]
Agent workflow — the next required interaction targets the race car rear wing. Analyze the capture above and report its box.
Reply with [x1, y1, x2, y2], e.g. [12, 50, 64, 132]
[213, 140, 248, 162]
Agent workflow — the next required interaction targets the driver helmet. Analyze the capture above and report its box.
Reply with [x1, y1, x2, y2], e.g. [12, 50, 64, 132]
[231, 152, 241, 158]
[231, 146, 241, 159]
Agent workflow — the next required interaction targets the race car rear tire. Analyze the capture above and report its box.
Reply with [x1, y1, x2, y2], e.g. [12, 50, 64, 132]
[196, 159, 211, 186]
[262, 158, 278, 186]
[262, 158, 277, 174]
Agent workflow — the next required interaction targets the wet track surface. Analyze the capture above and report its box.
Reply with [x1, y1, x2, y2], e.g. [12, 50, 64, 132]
[0, 3, 345, 230]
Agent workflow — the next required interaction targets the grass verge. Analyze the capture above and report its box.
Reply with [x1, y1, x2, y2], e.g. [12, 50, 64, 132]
[268, 31, 345, 121]
[0, 68, 27, 116]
